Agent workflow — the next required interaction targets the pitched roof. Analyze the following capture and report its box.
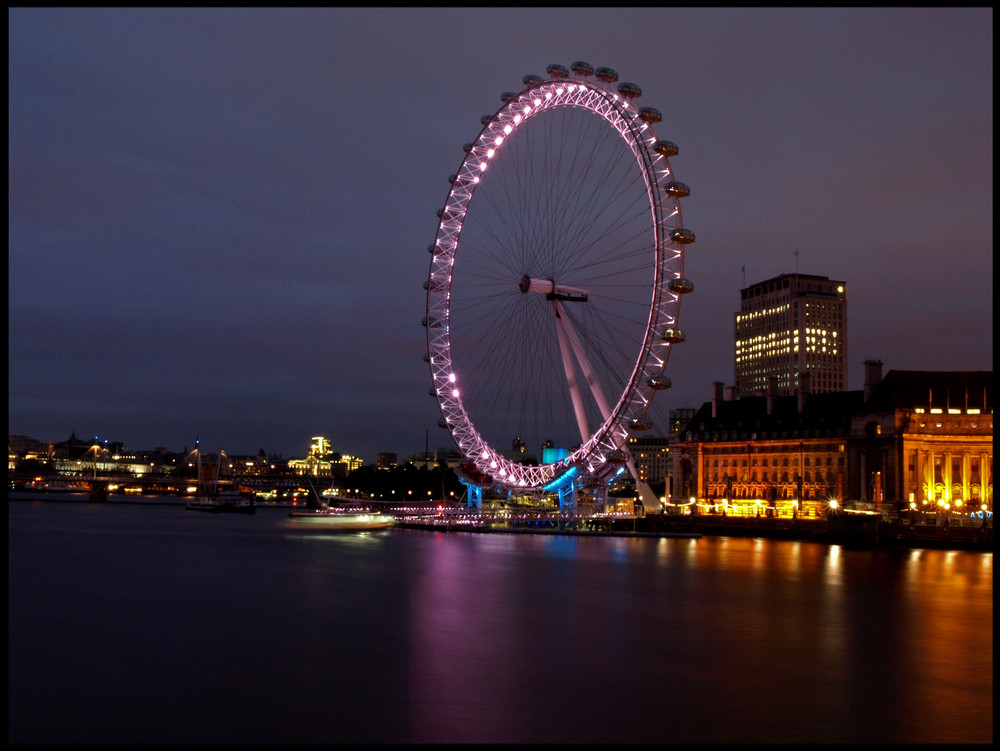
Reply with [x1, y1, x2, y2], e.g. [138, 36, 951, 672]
[680, 390, 864, 437]
[863, 370, 993, 412]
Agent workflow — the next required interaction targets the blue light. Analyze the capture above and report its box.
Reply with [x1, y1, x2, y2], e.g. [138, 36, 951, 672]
[542, 446, 570, 464]
[543, 466, 578, 492]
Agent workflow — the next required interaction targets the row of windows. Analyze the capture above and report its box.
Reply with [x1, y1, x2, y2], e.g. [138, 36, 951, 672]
[709, 455, 843, 468]
[708, 470, 841, 483]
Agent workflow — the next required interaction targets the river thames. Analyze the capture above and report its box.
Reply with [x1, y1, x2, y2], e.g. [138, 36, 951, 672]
[8, 498, 992, 743]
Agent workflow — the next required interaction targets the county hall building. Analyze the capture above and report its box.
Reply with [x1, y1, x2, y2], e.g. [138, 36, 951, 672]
[670, 363, 992, 518]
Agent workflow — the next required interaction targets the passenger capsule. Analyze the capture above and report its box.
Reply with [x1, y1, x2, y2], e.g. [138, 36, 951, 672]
[436, 207, 446, 218]
[546, 63, 569, 79]
[629, 418, 653, 431]
[570, 61, 594, 77]
[670, 228, 696, 244]
[647, 376, 672, 390]
[423, 352, 431, 363]
[428, 243, 436, 254]
[523, 74, 543, 86]
[422, 316, 441, 329]
[664, 181, 690, 198]
[608, 451, 630, 464]
[653, 140, 679, 157]
[428, 387, 437, 396]
[661, 328, 686, 343]
[438, 419, 449, 429]
[501, 91, 517, 103]
[668, 278, 695, 294]
[463, 142, 473, 152]
[595, 67, 619, 83]
[617, 82, 642, 99]
[638, 106, 662, 123]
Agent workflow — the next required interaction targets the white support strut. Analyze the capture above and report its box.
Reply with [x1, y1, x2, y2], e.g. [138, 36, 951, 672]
[552, 300, 590, 444]
[551, 297, 659, 510]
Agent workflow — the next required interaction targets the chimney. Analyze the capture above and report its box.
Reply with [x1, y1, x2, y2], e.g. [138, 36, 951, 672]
[864, 359, 883, 401]
[724, 386, 735, 401]
[798, 372, 811, 413]
[712, 381, 725, 418]
[767, 376, 778, 414]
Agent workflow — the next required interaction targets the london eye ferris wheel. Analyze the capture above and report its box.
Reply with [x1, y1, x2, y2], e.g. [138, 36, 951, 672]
[424, 62, 695, 509]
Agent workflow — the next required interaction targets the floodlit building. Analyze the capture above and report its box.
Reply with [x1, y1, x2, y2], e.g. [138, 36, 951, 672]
[734, 273, 847, 397]
[671, 378, 858, 517]
[855, 367, 993, 512]
[288, 436, 335, 476]
[671, 364, 992, 516]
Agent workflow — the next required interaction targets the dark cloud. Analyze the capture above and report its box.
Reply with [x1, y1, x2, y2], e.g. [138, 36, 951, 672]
[9, 8, 993, 460]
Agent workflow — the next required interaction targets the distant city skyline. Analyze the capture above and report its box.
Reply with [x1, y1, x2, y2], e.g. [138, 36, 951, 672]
[9, 8, 993, 461]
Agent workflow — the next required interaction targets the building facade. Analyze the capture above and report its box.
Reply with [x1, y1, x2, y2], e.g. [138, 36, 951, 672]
[734, 273, 847, 397]
[851, 368, 992, 513]
[671, 380, 859, 517]
[671, 367, 992, 517]
[627, 434, 671, 486]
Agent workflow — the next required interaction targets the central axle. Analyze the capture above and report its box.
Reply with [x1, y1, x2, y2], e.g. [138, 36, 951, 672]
[519, 275, 589, 302]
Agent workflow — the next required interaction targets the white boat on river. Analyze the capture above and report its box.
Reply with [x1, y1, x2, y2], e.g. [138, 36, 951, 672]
[287, 509, 395, 530]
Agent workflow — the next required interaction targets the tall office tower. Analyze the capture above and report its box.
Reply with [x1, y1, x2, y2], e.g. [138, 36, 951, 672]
[734, 273, 847, 397]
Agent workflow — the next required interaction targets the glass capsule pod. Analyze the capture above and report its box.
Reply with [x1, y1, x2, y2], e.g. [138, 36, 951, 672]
[617, 82, 642, 98]
[664, 181, 690, 198]
[595, 66, 619, 83]
[670, 228, 696, 244]
[668, 278, 695, 293]
[653, 140, 679, 157]
[570, 61, 594, 76]
[638, 107, 662, 123]
[546, 63, 569, 78]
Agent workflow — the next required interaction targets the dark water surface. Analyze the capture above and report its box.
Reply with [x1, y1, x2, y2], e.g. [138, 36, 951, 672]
[8, 499, 993, 743]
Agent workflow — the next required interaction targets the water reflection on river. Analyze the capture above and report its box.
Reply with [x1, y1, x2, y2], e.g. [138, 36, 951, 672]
[8, 500, 993, 743]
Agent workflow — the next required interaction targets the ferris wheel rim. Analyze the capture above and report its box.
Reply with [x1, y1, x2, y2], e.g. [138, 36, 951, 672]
[425, 68, 690, 492]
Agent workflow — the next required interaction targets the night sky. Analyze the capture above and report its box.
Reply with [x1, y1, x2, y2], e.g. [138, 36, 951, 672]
[8, 8, 993, 462]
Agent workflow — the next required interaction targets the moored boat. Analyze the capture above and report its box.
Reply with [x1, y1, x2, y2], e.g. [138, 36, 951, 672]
[184, 446, 256, 514]
[186, 485, 256, 514]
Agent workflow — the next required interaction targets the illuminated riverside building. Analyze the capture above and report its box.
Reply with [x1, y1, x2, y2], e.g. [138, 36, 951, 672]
[672, 376, 857, 517]
[857, 368, 993, 513]
[734, 273, 847, 397]
[671, 365, 992, 517]
[286, 436, 363, 477]
[627, 435, 671, 486]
